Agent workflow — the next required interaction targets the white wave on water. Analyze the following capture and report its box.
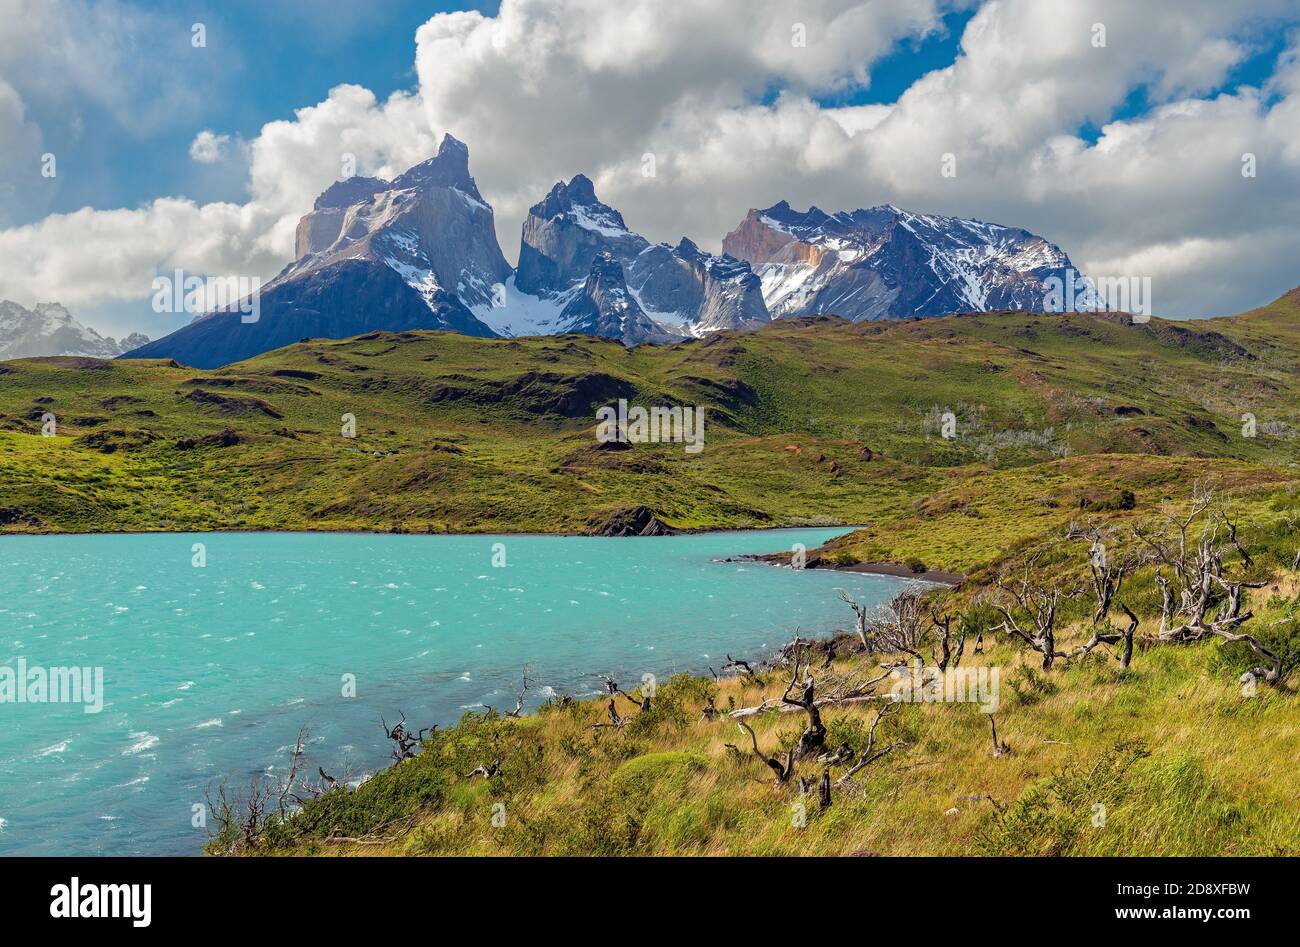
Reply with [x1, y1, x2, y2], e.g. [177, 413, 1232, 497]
[0, 817, 7, 832]
[112, 776, 149, 789]
[194, 718, 223, 729]
[122, 732, 159, 755]
[177, 681, 195, 691]
[38, 740, 71, 757]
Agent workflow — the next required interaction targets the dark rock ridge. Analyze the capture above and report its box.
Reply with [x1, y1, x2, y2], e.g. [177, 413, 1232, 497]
[559, 253, 680, 345]
[589, 506, 677, 536]
[124, 258, 487, 369]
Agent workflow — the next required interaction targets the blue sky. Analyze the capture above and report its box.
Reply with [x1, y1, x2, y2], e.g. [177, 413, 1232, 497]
[30, 1, 496, 222]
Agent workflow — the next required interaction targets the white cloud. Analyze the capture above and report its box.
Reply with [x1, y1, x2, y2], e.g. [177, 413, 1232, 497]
[0, 0, 213, 136]
[188, 130, 231, 164]
[0, 0, 1298, 323]
[0, 84, 434, 309]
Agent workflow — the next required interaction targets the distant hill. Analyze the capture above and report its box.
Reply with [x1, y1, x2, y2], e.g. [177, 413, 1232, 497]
[3, 288, 1299, 541]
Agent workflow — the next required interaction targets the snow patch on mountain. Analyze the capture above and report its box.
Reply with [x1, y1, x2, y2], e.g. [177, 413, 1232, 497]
[725, 201, 1074, 322]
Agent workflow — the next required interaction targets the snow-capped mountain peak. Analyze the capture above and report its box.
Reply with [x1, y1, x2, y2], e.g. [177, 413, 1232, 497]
[724, 201, 1074, 321]
[508, 176, 768, 343]
[0, 301, 148, 360]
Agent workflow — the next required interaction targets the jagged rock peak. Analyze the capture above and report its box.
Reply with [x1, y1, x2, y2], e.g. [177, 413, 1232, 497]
[529, 174, 625, 227]
[390, 133, 481, 198]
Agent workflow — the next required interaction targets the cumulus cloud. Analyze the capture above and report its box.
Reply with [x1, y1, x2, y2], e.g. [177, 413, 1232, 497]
[0, 83, 435, 309]
[188, 130, 231, 164]
[1, 0, 1298, 322]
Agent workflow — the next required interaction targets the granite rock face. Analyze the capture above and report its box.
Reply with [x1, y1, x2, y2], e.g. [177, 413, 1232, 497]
[506, 175, 768, 339]
[118, 137, 1083, 368]
[723, 201, 1076, 321]
[124, 135, 503, 367]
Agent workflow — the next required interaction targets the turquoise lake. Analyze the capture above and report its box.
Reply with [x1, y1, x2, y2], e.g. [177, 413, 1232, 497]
[0, 528, 911, 856]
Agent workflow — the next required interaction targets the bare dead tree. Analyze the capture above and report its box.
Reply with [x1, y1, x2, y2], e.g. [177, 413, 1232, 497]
[993, 553, 1073, 671]
[591, 698, 629, 731]
[988, 714, 1011, 757]
[1221, 511, 1254, 571]
[1068, 520, 1135, 623]
[817, 742, 853, 766]
[1133, 483, 1280, 683]
[381, 713, 431, 762]
[729, 661, 895, 719]
[700, 693, 719, 722]
[871, 587, 928, 659]
[835, 700, 903, 788]
[505, 664, 532, 717]
[780, 639, 827, 758]
[837, 589, 873, 652]
[602, 675, 651, 712]
[464, 759, 502, 779]
[204, 725, 315, 853]
[298, 766, 343, 799]
[930, 606, 966, 671]
[1069, 601, 1140, 669]
[1133, 481, 1216, 576]
[736, 719, 795, 785]
[721, 654, 757, 679]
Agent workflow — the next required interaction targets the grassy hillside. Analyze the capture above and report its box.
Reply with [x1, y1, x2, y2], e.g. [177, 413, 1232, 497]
[206, 477, 1300, 856]
[6, 296, 1298, 856]
[2, 300, 1299, 557]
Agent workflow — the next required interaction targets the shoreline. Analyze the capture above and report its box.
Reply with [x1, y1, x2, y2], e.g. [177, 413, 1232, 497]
[0, 523, 963, 586]
[830, 560, 965, 587]
[738, 550, 965, 587]
[0, 522, 870, 540]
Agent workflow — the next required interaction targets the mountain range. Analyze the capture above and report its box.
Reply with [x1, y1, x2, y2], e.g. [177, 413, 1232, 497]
[118, 134, 1076, 368]
[0, 301, 148, 360]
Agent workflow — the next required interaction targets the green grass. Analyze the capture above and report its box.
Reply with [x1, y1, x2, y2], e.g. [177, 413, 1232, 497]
[5, 298, 1300, 857]
[3, 302, 1300, 542]
[212, 615, 1300, 856]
